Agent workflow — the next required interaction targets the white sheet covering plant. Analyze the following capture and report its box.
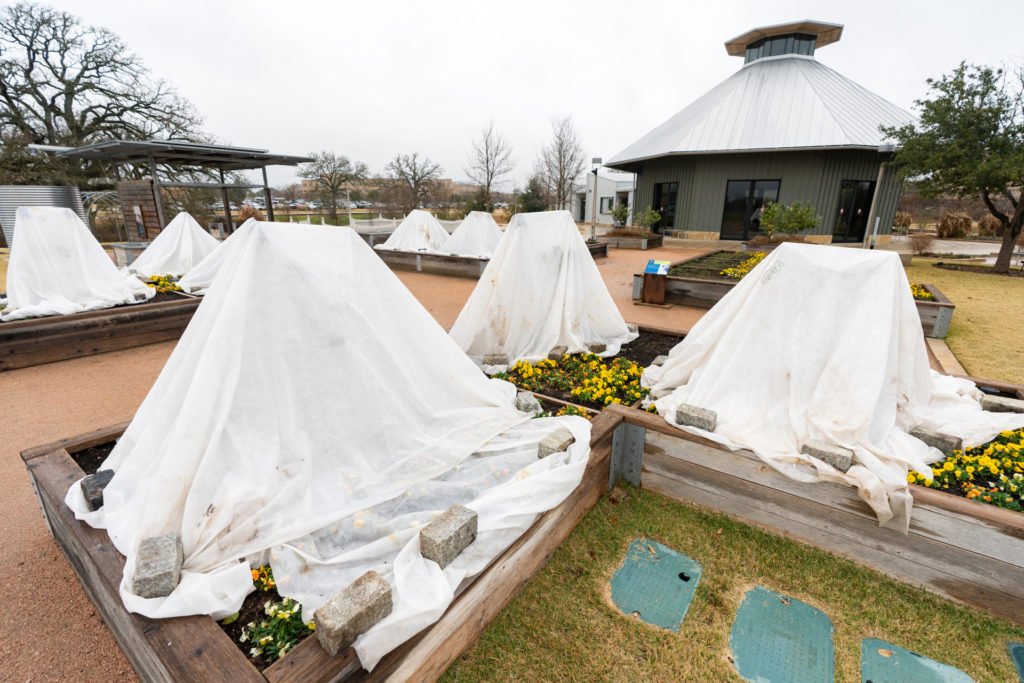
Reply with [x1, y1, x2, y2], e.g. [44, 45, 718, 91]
[449, 210, 638, 370]
[129, 211, 220, 278]
[65, 221, 590, 671]
[178, 219, 253, 294]
[373, 209, 448, 252]
[0, 206, 153, 321]
[643, 243, 1024, 528]
[440, 210, 503, 257]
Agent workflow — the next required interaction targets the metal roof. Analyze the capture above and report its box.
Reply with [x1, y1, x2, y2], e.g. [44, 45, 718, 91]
[724, 20, 843, 56]
[0, 185, 86, 246]
[49, 140, 312, 170]
[607, 55, 915, 168]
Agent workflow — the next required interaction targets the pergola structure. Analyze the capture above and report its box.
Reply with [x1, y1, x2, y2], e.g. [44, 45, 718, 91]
[47, 140, 311, 232]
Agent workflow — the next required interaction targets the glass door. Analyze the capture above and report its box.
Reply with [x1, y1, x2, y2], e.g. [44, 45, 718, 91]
[832, 180, 875, 242]
[652, 182, 678, 233]
[720, 180, 780, 240]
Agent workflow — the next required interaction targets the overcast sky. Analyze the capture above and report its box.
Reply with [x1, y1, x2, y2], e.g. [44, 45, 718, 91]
[47, 0, 1024, 189]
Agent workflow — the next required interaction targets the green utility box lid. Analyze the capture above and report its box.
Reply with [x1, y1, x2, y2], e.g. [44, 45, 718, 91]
[861, 638, 973, 682]
[610, 538, 701, 632]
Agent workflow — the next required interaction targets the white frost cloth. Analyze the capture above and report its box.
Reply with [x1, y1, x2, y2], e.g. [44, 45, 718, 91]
[643, 243, 1024, 527]
[440, 211, 503, 257]
[373, 209, 448, 252]
[1, 206, 152, 321]
[129, 212, 219, 278]
[449, 210, 638, 368]
[178, 219, 253, 294]
[65, 221, 589, 671]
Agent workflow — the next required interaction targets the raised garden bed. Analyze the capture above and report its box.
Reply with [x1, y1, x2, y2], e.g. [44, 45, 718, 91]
[596, 233, 664, 250]
[602, 400, 1024, 626]
[374, 250, 489, 279]
[586, 241, 608, 259]
[0, 291, 200, 372]
[634, 250, 957, 338]
[22, 412, 621, 681]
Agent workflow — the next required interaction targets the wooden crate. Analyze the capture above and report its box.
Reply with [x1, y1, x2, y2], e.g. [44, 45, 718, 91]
[0, 295, 200, 372]
[631, 252, 956, 338]
[22, 412, 620, 682]
[602, 403, 1024, 625]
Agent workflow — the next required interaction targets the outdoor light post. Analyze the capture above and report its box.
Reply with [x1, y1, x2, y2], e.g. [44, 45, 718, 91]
[346, 188, 354, 227]
[590, 157, 602, 241]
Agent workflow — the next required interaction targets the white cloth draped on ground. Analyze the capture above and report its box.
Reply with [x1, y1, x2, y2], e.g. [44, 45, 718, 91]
[0, 206, 153, 321]
[178, 219, 253, 294]
[129, 212, 219, 278]
[373, 209, 448, 252]
[440, 211, 503, 258]
[642, 243, 1024, 528]
[65, 221, 590, 671]
[449, 210, 638, 369]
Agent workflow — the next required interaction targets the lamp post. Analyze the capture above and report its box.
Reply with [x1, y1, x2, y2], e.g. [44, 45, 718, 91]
[590, 157, 602, 241]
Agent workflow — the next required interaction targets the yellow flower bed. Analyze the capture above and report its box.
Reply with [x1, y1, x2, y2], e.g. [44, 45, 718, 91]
[908, 428, 1024, 512]
[909, 283, 934, 301]
[147, 274, 182, 293]
[720, 251, 767, 279]
[497, 354, 649, 409]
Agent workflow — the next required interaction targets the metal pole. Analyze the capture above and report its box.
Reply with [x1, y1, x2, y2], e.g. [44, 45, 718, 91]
[590, 169, 599, 241]
[219, 168, 234, 233]
[346, 188, 353, 227]
[862, 146, 893, 249]
[148, 155, 167, 229]
[262, 166, 274, 222]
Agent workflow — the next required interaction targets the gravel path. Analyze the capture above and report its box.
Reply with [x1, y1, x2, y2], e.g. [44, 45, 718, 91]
[1, 243, 707, 680]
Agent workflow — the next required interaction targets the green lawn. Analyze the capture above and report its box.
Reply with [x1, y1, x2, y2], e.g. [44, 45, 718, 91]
[905, 258, 1024, 383]
[443, 485, 1023, 682]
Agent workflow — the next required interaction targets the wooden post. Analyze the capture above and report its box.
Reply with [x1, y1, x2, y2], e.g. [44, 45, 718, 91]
[148, 155, 167, 229]
[262, 166, 275, 222]
[219, 168, 234, 233]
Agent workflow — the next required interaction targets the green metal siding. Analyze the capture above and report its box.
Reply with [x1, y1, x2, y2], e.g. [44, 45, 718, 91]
[627, 150, 903, 237]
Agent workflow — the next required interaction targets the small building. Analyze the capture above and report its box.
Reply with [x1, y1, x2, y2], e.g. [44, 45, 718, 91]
[571, 170, 636, 225]
[606, 21, 915, 243]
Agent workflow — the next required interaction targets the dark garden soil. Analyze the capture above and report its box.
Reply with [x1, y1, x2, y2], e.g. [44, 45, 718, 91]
[71, 441, 115, 475]
[617, 330, 684, 368]
[667, 251, 749, 281]
[935, 262, 1024, 277]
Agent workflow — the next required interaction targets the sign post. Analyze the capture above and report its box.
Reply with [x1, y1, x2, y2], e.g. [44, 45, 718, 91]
[642, 260, 671, 305]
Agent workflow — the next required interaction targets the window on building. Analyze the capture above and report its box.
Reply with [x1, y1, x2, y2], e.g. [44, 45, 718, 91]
[744, 33, 816, 63]
[720, 179, 781, 240]
[652, 182, 679, 233]
[600, 197, 614, 214]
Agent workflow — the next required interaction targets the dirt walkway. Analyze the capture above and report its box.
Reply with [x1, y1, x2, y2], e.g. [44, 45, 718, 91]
[0, 244, 709, 681]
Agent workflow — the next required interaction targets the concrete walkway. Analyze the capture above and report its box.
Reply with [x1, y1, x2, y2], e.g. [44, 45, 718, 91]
[0, 243, 712, 681]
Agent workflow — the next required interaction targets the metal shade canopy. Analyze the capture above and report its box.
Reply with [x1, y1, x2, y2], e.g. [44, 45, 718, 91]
[51, 139, 311, 171]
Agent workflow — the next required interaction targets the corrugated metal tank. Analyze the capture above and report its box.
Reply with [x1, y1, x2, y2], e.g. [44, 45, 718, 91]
[0, 185, 88, 245]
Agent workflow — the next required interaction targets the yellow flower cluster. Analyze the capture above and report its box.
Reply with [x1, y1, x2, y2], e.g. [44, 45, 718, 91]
[571, 358, 646, 406]
[720, 251, 767, 279]
[251, 564, 276, 592]
[556, 404, 592, 421]
[909, 283, 934, 301]
[147, 274, 182, 293]
[909, 428, 1024, 512]
[500, 353, 649, 410]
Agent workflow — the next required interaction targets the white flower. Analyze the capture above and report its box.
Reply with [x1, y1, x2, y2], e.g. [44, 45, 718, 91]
[239, 631, 248, 643]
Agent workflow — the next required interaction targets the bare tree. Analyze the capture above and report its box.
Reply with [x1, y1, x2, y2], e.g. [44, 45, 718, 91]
[386, 153, 443, 213]
[299, 151, 368, 223]
[0, 2, 205, 186]
[464, 121, 514, 209]
[536, 116, 587, 211]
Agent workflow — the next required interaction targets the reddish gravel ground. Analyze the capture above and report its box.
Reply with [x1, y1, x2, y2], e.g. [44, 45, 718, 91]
[1, 243, 707, 681]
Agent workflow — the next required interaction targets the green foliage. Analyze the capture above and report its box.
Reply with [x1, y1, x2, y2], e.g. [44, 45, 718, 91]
[759, 201, 820, 238]
[519, 174, 548, 212]
[610, 203, 629, 225]
[632, 206, 661, 229]
[463, 186, 490, 214]
[882, 62, 1024, 271]
[239, 598, 315, 663]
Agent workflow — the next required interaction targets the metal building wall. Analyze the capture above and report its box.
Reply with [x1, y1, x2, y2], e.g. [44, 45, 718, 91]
[628, 149, 902, 239]
[0, 185, 88, 245]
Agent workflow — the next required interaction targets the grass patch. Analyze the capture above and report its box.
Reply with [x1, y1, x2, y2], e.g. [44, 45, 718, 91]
[443, 486, 1023, 682]
[905, 259, 1024, 383]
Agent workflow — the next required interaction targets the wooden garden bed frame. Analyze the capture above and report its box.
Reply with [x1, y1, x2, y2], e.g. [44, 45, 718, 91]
[586, 241, 608, 259]
[596, 233, 664, 250]
[632, 250, 957, 338]
[0, 293, 200, 372]
[22, 412, 621, 682]
[374, 250, 489, 279]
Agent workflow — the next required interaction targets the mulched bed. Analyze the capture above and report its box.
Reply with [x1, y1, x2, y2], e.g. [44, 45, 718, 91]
[71, 441, 116, 475]
[667, 251, 749, 281]
[616, 330, 683, 367]
[935, 262, 1024, 277]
